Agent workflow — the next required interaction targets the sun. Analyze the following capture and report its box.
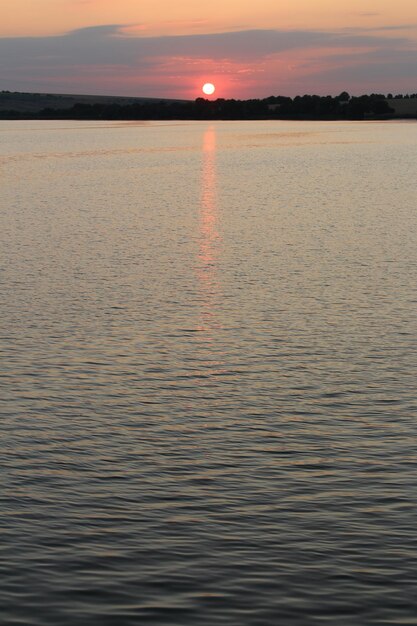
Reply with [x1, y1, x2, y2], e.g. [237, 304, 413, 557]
[202, 83, 215, 96]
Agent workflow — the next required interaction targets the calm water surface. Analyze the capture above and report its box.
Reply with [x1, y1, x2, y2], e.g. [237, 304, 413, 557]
[1, 120, 417, 625]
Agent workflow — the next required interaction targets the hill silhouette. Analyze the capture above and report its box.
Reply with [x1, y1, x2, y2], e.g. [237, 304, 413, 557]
[1, 90, 416, 120]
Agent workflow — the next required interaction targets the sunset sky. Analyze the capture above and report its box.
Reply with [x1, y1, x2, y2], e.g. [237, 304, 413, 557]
[1, 0, 416, 98]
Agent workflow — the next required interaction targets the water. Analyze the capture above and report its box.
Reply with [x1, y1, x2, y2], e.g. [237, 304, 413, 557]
[1, 119, 417, 625]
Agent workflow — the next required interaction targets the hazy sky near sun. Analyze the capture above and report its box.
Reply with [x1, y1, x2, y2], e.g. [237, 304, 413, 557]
[1, 0, 416, 97]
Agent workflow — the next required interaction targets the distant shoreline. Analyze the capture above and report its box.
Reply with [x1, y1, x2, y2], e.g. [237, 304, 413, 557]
[1, 90, 416, 121]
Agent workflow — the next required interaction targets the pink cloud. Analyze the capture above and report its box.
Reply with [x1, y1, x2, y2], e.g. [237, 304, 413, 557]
[0, 24, 415, 97]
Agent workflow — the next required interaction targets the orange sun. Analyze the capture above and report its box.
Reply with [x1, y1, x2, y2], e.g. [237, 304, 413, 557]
[202, 83, 215, 96]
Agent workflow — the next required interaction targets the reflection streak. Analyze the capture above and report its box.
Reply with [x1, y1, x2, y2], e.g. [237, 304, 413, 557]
[196, 126, 222, 341]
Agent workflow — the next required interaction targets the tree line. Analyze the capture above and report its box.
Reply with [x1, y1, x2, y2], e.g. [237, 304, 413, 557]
[1, 92, 414, 120]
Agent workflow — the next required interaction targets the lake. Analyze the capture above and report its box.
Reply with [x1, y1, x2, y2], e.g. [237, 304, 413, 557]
[1, 119, 417, 625]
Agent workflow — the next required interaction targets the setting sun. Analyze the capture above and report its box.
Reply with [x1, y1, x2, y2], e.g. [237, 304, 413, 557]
[202, 83, 215, 96]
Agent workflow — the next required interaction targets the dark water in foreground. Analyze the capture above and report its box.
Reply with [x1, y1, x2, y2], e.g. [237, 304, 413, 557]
[1, 120, 417, 625]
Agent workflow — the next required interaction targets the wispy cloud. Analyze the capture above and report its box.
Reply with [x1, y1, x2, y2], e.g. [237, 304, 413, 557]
[0, 24, 415, 97]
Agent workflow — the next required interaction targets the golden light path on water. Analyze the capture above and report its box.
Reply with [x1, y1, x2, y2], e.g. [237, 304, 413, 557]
[194, 125, 229, 387]
[197, 126, 221, 341]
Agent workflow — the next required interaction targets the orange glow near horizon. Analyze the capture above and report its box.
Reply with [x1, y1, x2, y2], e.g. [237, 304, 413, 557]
[1, 0, 416, 97]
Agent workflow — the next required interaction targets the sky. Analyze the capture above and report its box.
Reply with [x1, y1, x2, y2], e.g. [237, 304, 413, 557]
[1, 0, 416, 99]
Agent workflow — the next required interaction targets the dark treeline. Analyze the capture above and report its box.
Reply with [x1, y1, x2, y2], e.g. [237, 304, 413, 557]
[1, 92, 416, 120]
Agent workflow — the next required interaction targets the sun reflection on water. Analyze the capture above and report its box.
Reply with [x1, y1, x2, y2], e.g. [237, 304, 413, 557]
[196, 125, 222, 341]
